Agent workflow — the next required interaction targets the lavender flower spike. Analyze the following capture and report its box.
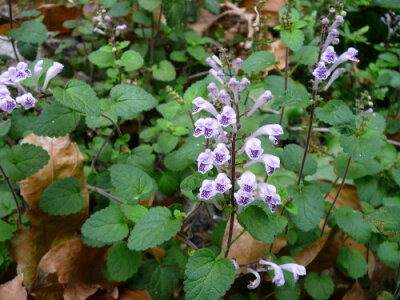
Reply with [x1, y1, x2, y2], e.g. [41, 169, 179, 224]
[280, 264, 307, 281]
[207, 82, 219, 102]
[247, 268, 261, 290]
[217, 106, 237, 128]
[228, 78, 240, 102]
[218, 89, 231, 106]
[115, 24, 127, 36]
[312, 62, 330, 80]
[322, 29, 339, 51]
[237, 171, 257, 193]
[328, 47, 360, 73]
[250, 124, 284, 145]
[214, 173, 232, 194]
[16, 93, 36, 110]
[244, 137, 264, 160]
[321, 46, 337, 64]
[198, 180, 216, 200]
[0, 96, 17, 113]
[209, 69, 224, 84]
[192, 97, 219, 117]
[43, 62, 64, 90]
[244, 154, 280, 176]
[234, 189, 254, 206]
[197, 149, 214, 174]
[247, 90, 273, 117]
[212, 143, 231, 165]
[259, 260, 285, 287]
[34, 60, 43, 89]
[324, 68, 346, 90]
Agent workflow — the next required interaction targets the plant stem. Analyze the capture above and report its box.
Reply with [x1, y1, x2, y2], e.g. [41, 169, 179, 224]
[8, 0, 19, 62]
[91, 128, 115, 173]
[100, 113, 122, 137]
[0, 165, 21, 226]
[0, 119, 11, 128]
[177, 232, 199, 249]
[108, 23, 122, 84]
[320, 157, 351, 236]
[87, 184, 124, 204]
[279, 47, 289, 125]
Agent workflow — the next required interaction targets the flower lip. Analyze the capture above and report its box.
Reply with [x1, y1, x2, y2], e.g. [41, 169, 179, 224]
[247, 268, 261, 290]
[198, 179, 216, 200]
[244, 137, 264, 160]
[234, 189, 254, 206]
[214, 173, 232, 194]
[217, 106, 236, 127]
[312, 62, 330, 80]
[259, 260, 285, 287]
[237, 171, 257, 193]
[321, 46, 337, 64]
[203, 117, 220, 139]
[192, 97, 218, 117]
[197, 149, 214, 174]
[16, 93, 36, 110]
[0, 96, 17, 113]
[212, 143, 231, 165]
[193, 118, 206, 137]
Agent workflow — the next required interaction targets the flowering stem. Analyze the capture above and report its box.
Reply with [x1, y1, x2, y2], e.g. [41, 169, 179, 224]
[279, 47, 289, 125]
[108, 24, 122, 84]
[8, 0, 19, 62]
[320, 157, 351, 236]
[0, 165, 21, 226]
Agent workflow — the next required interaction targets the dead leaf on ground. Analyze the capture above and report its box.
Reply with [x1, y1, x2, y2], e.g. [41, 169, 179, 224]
[241, 0, 285, 27]
[63, 282, 99, 300]
[294, 231, 330, 267]
[343, 280, 366, 300]
[0, 274, 27, 300]
[119, 289, 152, 300]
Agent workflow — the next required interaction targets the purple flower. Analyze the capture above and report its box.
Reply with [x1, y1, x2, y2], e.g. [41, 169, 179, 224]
[247, 268, 261, 290]
[280, 264, 306, 281]
[214, 173, 232, 194]
[104, 15, 111, 21]
[209, 69, 224, 84]
[259, 260, 285, 287]
[235, 58, 243, 74]
[312, 62, 330, 80]
[0, 71, 14, 85]
[244, 137, 264, 160]
[116, 24, 127, 36]
[198, 179, 216, 200]
[331, 15, 344, 29]
[43, 62, 64, 90]
[217, 106, 236, 128]
[0, 96, 17, 113]
[237, 171, 257, 193]
[193, 118, 205, 137]
[16, 62, 31, 79]
[234, 189, 254, 206]
[328, 47, 359, 74]
[239, 78, 250, 91]
[250, 124, 284, 145]
[212, 143, 231, 165]
[197, 149, 214, 174]
[321, 46, 337, 64]
[207, 82, 219, 102]
[93, 27, 106, 35]
[218, 89, 231, 106]
[332, 38, 340, 45]
[228, 77, 240, 102]
[321, 17, 329, 24]
[247, 90, 273, 117]
[0, 85, 10, 98]
[192, 97, 219, 117]
[323, 29, 339, 50]
[258, 183, 281, 212]
[34, 60, 43, 88]
[16, 93, 36, 110]
[244, 154, 280, 176]
[324, 67, 346, 90]
[206, 56, 222, 71]
[203, 117, 220, 139]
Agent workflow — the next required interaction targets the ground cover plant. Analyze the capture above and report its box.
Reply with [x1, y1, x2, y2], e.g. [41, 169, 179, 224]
[0, 0, 399, 299]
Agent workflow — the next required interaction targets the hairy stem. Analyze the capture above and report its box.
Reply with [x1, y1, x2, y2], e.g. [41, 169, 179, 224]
[0, 165, 21, 226]
[8, 0, 19, 62]
[279, 47, 289, 125]
[320, 157, 351, 236]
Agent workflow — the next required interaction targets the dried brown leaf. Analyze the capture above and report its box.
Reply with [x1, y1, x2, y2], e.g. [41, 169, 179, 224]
[0, 274, 27, 300]
[119, 289, 152, 300]
[343, 280, 366, 300]
[294, 231, 330, 267]
[63, 283, 98, 300]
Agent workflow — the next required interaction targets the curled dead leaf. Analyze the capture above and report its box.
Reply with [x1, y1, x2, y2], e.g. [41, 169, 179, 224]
[119, 289, 152, 300]
[294, 231, 330, 267]
[0, 274, 27, 300]
[343, 280, 366, 300]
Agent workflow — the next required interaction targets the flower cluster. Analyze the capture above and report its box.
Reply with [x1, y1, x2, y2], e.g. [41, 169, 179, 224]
[312, 15, 359, 90]
[92, 14, 127, 37]
[193, 55, 283, 213]
[0, 60, 63, 114]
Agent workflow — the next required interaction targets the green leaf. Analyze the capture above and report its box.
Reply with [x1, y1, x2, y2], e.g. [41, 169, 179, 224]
[170, 50, 188, 62]
[53, 80, 100, 116]
[164, 137, 204, 171]
[274, 283, 300, 300]
[157, 171, 179, 196]
[100, 0, 117, 8]
[153, 60, 176, 81]
[392, 167, 400, 187]
[88, 49, 115, 68]
[153, 132, 179, 154]
[104, 241, 142, 282]
[238, 201, 287, 243]
[336, 247, 368, 279]
[315, 100, 356, 134]
[304, 272, 334, 300]
[81, 205, 129, 243]
[187, 46, 209, 64]
[293, 45, 318, 65]
[0, 220, 15, 242]
[9, 20, 48, 44]
[289, 184, 325, 232]
[133, 10, 152, 26]
[340, 132, 384, 163]
[241, 51, 276, 73]
[280, 29, 304, 51]
[0, 184, 17, 218]
[377, 241, 400, 267]
[0, 144, 49, 181]
[370, 207, 400, 241]
[110, 164, 156, 204]
[110, 84, 158, 120]
[121, 204, 148, 223]
[282, 144, 317, 176]
[184, 248, 235, 300]
[334, 154, 382, 180]
[180, 172, 207, 201]
[17, 41, 38, 61]
[138, 0, 161, 11]
[333, 206, 373, 244]
[40, 177, 84, 215]
[203, 0, 220, 14]
[33, 102, 80, 137]
[163, 0, 185, 27]
[108, 1, 130, 17]
[128, 207, 182, 251]
[116, 50, 144, 72]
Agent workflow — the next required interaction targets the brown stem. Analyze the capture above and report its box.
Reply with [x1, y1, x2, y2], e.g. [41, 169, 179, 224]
[87, 184, 124, 204]
[177, 232, 199, 249]
[279, 47, 289, 125]
[108, 23, 122, 84]
[37, 93, 53, 99]
[8, 0, 19, 62]
[0, 165, 21, 226]
[320, 157, 351, 236]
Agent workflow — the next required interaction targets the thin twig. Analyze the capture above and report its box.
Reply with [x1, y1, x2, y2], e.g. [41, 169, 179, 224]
[183, 202, 203, 224]
[177, 232, 199, 249]
[87, 184, 124, 204]
[0, 165, 21, 226]
[91, 128, 115, 173]
[279, 47, 289, 125]
[320, 158, 351, 236]
[8, 0, 19, 62]
[100, 113, 123, 137]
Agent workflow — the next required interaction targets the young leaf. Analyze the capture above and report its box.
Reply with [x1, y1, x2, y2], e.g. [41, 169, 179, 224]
[81, 205, 129, 243]
[104, 241, 142, 282]
[153, 132, 179, 154]
[304, 272, 334, 300]
[184, 248, 235, 300]
[0, 144, 49, 181]
[9, 20, 48, 44]
[128, 207, 181, 251]
[340, 132, 384, 163]
[163, 0, 185, 27]
[241, 51, 276, 73]
[110, 164, 156, 204]
[153, 60, 176, 82]
[121, 204, 148, 223]
[282, 144, 317, 176]
[53, 80, 100, 116]
[377, 241, 400, 267]
[0, 220, 15, 242]
[116, 50, 144, 71]
[315, 100, 356, 134]
[33, 102, 80, 137]
[280, 29, 304, 51]
[40, 177, 85, 215]
[88, 49, 115, 68]
[336, 247, 368, 279]
[138, 0, 161, 11]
